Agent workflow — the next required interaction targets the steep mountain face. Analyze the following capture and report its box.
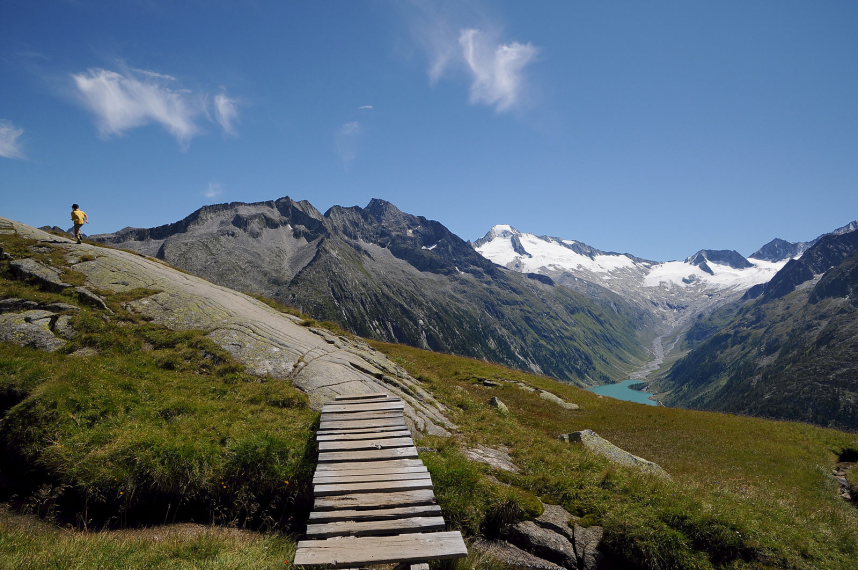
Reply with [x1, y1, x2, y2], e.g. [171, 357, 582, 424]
[655, 229, 858, 430]
[93, 198, 652, 386]
[473, 226, 786, 338]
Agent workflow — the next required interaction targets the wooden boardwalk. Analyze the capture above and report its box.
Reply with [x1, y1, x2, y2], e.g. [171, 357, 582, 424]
[293, 393, 467, 568]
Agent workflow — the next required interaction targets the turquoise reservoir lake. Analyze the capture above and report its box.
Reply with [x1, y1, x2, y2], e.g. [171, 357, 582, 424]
[588, 379, 659, 406]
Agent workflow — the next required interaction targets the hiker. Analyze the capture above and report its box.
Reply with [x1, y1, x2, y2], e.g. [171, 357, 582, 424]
[71, 203, 88, 244]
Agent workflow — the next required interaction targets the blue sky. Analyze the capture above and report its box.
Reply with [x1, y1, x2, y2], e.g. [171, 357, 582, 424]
[2, 1, 857, 261]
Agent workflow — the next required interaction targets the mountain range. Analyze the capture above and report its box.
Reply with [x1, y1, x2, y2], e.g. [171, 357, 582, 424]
[91, 197, 651, 386]
[91, 197, 858, 429]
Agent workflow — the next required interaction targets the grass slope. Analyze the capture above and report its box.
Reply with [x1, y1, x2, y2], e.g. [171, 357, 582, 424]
[371, 341, 858, 570]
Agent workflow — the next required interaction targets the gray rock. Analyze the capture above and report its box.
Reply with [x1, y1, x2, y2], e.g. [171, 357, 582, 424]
[472, 538, 566, 570]
[560, 429, 669, 478]
[506, 520, 578, 568]
[9, 258, 72, 292]
[0, 298, 39, 313]
[42, 302, 80, 313]
[0, 310, 66, 351]
[533, 504, 604, 570]
[54, 314, 77, 339]
[489, 396, 509, 415]
[480, 378, 501, 387]
[75, 287, 112, 312]
[539, 390, 580, 410]
[463, 445, 519, 473]
[571, 524, 604, 570]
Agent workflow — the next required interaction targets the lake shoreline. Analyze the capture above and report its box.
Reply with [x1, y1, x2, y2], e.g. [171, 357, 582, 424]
[588, 379, 661, 406]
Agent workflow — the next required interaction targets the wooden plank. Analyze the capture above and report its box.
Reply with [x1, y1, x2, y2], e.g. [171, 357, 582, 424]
[314, 467, 429, 481]
[319, 417, 406, 430]
[308, 504, 442, 522]
[317, 424, 408, 436]
[318, 446, 418, 463]
[322, 401, 405, 414]
[314, 458, 425, 473]
[320, 410, 403, 421]
[333, 393, 391, 401]
[316, 429, 411, 442]
[293, 531, 467, 567]
[305, 516, 446, 538]
[318, 437, 414, 452]
[313, 469, 432, 485]
[314, 478, 433, 497]
[314, 488, 436, 511]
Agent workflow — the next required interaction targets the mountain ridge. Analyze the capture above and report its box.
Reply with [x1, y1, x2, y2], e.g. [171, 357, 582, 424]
[92, 197, 652, 386]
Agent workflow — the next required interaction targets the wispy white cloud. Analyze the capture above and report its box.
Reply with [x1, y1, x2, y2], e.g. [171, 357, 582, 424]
[204, 181, 223, 199]
[458, 29, 538, 113]
[358, 105, 374, 111]
[0, 120, 26, 159]
[335, 121, 362, 166]
[71, 67, 240, 147]
[214, 93, 239, 135]
[406, 6, 540, 113]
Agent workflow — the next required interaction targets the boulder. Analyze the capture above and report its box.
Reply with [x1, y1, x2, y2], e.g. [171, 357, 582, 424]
[539, 390, 580, 410]
[489, 396, 510, 415]
[560, 429, 669, 478]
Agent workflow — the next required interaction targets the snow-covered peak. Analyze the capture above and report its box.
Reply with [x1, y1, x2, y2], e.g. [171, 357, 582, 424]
[474, 225, 788, 295]
[475, 227, 641, 276]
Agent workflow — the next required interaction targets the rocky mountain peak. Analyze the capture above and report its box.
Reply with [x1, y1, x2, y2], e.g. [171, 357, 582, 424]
[749, 238, 806, 262]
[685, 250, 753, 271]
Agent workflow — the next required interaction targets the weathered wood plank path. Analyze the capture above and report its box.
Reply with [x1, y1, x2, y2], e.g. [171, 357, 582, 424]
[293, 393, 468, 568]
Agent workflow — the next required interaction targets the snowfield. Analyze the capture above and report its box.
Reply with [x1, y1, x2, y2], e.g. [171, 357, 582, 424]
[474, 225, 788, 295]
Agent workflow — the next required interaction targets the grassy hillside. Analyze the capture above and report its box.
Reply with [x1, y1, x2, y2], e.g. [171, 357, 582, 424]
[370, 341, 858, 570]
[2, 228, 857, 569]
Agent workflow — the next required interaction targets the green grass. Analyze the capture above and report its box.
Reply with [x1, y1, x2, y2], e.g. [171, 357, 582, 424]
[0, 238, 319, 531]
[371, 340, 858, 570]
[0, 508, 296, 570]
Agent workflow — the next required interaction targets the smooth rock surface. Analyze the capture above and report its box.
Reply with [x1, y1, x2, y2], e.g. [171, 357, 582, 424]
[463, 445, 519, 473]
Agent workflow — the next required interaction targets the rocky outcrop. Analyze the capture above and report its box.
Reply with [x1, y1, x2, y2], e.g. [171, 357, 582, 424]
[560, 429, 669, 478]
[0, 309, 68, 351]
[499, 503, 604, 570]
[0, 297, 80, 351]
[472, 538, 565, 570]
[1, 218, 455, 436]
